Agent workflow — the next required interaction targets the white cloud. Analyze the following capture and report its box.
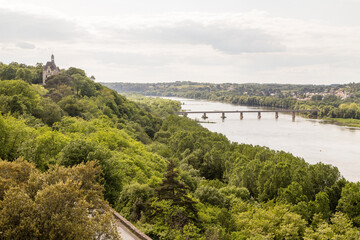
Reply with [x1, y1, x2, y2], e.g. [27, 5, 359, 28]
[1, 7, 360, 84]
[0, 8, 89, 42]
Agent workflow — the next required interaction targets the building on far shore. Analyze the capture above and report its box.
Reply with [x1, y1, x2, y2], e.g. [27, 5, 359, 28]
[42, 54, 60, 85]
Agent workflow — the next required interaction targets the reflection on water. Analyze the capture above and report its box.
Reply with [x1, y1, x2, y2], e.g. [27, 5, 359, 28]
[169, 97, 360, 182]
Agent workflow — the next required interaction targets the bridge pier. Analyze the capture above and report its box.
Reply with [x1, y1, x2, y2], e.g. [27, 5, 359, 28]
[202, 113, 208, 119]
[292, 112, 296, 121]
[240, 112, 243, 120]
[183, 113, 188, 117]
[258, 112, 261, 119]
[275, 112, 279, 119]
[221, 112, 226, 119]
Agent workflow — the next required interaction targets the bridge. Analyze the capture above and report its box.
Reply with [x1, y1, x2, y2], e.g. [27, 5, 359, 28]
[176, 110, 318, 121]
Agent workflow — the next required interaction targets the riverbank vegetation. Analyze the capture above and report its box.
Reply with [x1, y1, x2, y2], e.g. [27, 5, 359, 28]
[104, 82, 360, 127]
[323, 118, 360, 128]
[0, 62, 360, 239]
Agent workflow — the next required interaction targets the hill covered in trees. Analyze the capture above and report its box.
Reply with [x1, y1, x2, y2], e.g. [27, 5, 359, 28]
[0, 62, 360, 239]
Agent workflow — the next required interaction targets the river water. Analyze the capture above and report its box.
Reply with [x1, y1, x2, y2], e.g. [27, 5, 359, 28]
[168, 97, 360, 182]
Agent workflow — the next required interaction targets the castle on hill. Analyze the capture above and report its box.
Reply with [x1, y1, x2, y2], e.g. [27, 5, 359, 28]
[42, 54, 60, 85]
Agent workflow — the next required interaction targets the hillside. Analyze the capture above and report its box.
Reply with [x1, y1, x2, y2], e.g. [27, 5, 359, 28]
[0, 63, 359, 239]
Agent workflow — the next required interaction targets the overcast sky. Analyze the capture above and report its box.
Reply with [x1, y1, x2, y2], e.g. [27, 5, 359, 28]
[1, 0, 360, 84]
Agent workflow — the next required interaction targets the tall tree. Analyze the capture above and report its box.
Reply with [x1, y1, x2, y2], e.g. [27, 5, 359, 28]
[152, 160, 198, 229]
[157, 160, 197, 214]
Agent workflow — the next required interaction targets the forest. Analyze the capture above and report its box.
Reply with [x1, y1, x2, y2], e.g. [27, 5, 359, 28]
[0, 62, 360, 239]
[104, 82, 360, 127]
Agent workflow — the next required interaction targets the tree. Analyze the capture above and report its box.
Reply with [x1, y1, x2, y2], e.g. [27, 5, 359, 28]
[47, 84, 73, 102]
[232, 203, 307, 239]
[79, 78, 96, 97]
[277, 181, 307, 205]
[325, 178, 347, 212]
[0, 80, 40, 115]
[66, 67, 86, 77]
[0, 160, 121, 240]
[71, 73, 84, 96]
[308, 162, 340, 196]
[313, 191, 331, 220]
[31, 63, 43, 84]
[58, 95, 84, 117]
[60, 139, 95, 166]
[20, 130, 69, 170]
[304, 212, 360, 240]
[33, 98, 64, 126]
[15, 68, 32, 83]
[0, 115, 35, 162]
[44, 74, 72, 90]
[0, 187, 38, 239]
[116, 183, 153, 221]
[337, 182, 360, 226]
[0, 65, 16, 80]
[195, 185, 224, 206]
[219, 186, 251, 205]
[149, 160, 198, 230]
[156, 160, 197, 215]
[0, 159, 36, 200]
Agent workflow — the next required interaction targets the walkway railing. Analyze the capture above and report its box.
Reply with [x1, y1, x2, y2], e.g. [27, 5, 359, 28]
[113, 210, 152, 240]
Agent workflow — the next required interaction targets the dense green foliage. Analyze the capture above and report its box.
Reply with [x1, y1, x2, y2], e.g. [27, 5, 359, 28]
[112, 112, 360, 239]
[0, 62, 170, 239]
[0, 160, 120, 239]
[0, 62, 43, 84]
[124, 94, 182, 119]
[104, 81, 360, 126]
[0, 62, 359, 239]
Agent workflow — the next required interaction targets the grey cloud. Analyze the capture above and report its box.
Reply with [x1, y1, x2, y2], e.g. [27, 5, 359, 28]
[16, 41, 36, 49]
[242, 53, 354, 72]
[91, 51, 172, 66]
[0, 8, 89, 42]
[121, 21, 285, 54]
[89, 50, 232, 67]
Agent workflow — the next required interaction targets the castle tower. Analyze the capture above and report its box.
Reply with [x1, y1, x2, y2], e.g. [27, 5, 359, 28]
[42, 54, 60, 85]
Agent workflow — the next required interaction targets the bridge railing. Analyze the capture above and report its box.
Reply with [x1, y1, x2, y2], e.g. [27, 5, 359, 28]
[175, 110, 318, 114]
[175, 110, 318, 120]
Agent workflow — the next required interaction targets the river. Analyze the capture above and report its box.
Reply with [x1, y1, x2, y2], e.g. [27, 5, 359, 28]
[167, 97, 360, 182]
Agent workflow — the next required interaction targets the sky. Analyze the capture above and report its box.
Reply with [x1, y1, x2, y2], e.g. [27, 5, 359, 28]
[1, 0, 360, 84]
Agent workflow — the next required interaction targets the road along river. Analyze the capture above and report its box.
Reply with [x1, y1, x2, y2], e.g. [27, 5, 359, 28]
[167, 97, 360, 182]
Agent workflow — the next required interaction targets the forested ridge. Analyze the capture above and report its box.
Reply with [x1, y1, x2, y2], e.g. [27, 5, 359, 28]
[0, 62, 360, 239]
[104, 82, 360, 127]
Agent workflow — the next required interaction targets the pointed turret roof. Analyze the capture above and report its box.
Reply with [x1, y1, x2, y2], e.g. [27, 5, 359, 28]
[43, 54, 58, 71]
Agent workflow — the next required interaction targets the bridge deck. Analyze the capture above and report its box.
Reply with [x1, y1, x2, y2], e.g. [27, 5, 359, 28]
[176, 110, 317, 114]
